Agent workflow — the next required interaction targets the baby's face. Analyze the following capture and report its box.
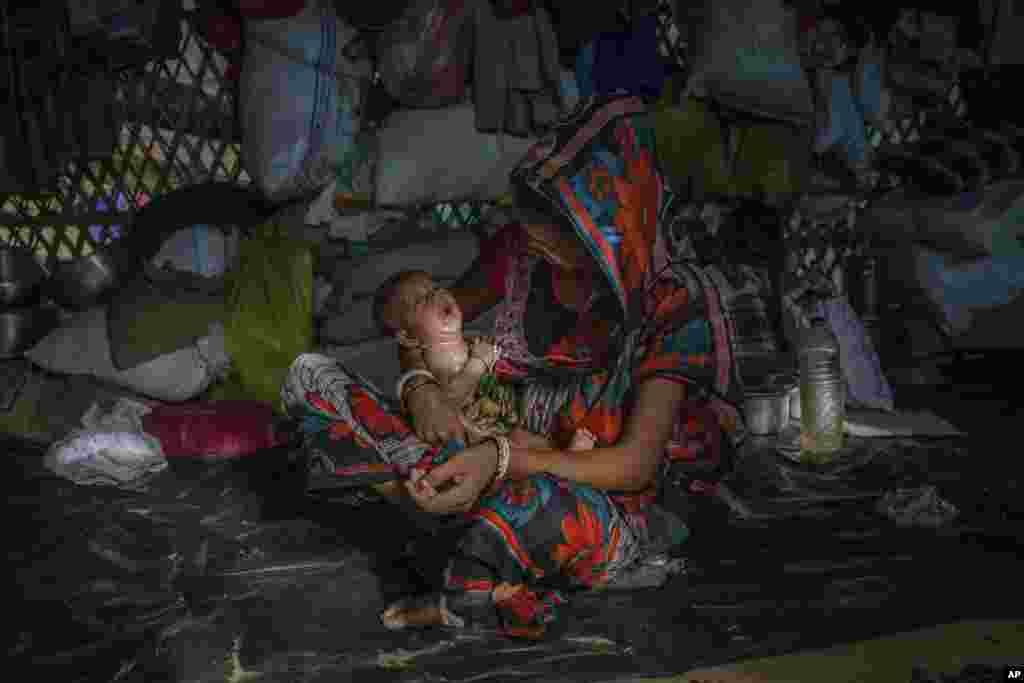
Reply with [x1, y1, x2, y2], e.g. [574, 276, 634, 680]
[395, 273, 463, 343]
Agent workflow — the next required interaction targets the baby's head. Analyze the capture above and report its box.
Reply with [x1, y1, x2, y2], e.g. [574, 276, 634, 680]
[373, 270, 463, 348]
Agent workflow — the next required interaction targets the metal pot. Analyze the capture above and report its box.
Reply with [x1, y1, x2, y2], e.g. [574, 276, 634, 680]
[49, 249, 120, 311]
[743, 373, 798, 436]
[743, 389, 792, 436]
[0, 306, 60, 358]
[0, 246, 47, 307]
[789, 383, 801, 421]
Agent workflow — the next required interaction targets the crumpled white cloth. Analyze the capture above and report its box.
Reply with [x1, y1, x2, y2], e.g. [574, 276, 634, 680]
[44, 399, 166, 488]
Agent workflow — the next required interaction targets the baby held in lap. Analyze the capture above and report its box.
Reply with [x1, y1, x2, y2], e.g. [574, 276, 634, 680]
[373, 270, 597, 451]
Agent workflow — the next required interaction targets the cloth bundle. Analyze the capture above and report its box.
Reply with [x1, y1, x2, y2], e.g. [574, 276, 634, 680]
[142, 400, 288, 460]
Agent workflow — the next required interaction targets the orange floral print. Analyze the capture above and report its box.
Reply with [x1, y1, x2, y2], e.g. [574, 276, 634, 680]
[347, 386, 412, 441]
[553, 500, 620, 586]
[589, 165, 615, 202]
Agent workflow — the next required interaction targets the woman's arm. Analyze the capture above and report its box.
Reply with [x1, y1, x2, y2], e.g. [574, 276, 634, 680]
[408, 376, 687, 513]
[509, 377, 687, 492]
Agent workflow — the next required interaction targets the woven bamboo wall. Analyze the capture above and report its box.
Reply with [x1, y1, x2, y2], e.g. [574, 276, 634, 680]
[0, 1, 248, 267]
[0, 0, 962, 267]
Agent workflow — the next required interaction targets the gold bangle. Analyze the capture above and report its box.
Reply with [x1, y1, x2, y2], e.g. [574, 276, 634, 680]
[402, 378, 439, 413]
[491, 436, 511, 483]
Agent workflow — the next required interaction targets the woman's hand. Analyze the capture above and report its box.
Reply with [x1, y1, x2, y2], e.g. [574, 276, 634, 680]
[406, 383, 468, 446]
[405, 441, 500, 515]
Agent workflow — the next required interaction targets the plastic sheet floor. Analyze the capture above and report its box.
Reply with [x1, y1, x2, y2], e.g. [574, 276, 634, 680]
[6, 382, 1024, 683]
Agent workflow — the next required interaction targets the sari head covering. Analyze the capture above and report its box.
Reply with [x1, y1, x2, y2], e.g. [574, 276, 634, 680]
[504, 94, 746, 452]
[511, 95, 670, 327]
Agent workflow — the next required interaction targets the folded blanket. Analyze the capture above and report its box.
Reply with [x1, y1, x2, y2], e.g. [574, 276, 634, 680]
[107, 267, 226, 371]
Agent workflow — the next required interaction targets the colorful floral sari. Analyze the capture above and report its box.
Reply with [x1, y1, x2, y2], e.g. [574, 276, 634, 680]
[282, 95, 746, 638]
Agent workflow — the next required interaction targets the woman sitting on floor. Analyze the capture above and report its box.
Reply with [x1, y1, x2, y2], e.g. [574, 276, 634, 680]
[282, 95, 747, 639]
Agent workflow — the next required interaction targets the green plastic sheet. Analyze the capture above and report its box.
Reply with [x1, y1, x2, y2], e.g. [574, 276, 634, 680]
[218, 216, 314, 412]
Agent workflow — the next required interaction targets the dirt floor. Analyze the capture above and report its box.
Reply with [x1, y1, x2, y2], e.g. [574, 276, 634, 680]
[6, 355, 1024, 683]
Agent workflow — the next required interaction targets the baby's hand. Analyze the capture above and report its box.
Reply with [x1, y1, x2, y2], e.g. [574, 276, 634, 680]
[408, 466, 438, 498]
[408, 464, 462, 496]
[569, 428, 598, 452]
[469, 336, 498, 370]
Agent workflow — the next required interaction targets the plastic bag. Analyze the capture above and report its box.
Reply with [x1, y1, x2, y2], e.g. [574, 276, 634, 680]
[221, 216, 314, 410]
[376, 0, 474, 108]
[45, 431, 166, 488]
[241, 0, 372, 202]
[141, 400, 288, 460]
[151, 224, 240, 277]
[44, 398, 166, 488]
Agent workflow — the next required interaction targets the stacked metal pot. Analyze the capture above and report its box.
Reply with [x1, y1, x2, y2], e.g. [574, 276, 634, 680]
[0, 246, 59, 359]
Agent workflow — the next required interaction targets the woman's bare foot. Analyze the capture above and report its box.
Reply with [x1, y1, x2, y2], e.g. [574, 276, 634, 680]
[380, 594, 461, 630]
